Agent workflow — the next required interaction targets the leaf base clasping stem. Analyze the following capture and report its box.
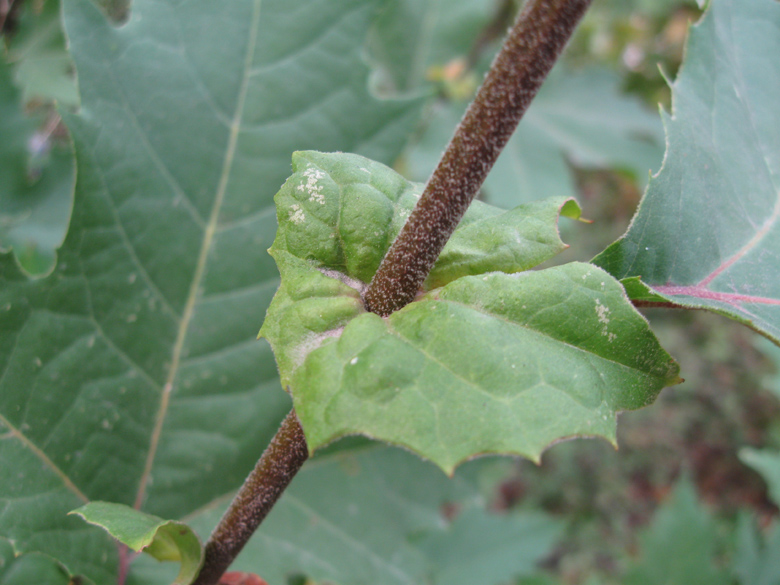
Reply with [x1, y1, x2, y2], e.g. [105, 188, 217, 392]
[194, 1, 592, 582]
[363, 0, 592, 316]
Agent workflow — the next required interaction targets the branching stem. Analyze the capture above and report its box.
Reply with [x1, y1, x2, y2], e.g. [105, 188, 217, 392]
[194, 2, 591, 582]
[363, 0, 592, 316]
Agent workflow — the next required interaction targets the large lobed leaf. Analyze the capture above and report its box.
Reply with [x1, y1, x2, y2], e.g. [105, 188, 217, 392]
[261, 151, 680, 474]
[593, 0, 780, 344]
[0, 0, 422, 581]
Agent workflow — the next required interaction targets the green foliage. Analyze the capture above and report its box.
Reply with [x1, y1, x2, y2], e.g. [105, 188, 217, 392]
[623, 479, 730, 585]
[0, 0, 421, 581]
[183, 447, 562, 585]
[406, 65, 666, 209]
[1, 0, 779, 583]
[261, 151, 679, 472]
[71, 502, 202, 585]
[593, 0, 780, 343]
[0, 537, 76, 585]
[2, 0, 79, 107]
[0, 59, 74, 275]
[732, 514, 780, 585]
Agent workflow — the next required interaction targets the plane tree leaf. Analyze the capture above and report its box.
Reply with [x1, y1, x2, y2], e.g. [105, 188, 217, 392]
[183, 447, 563, 585]
[70, 502, 202, 585]
[261, 152, 680, 473]
[0, 0, 422, 581]
[0, 59, 74, 276]
[592, 0, 780, 344]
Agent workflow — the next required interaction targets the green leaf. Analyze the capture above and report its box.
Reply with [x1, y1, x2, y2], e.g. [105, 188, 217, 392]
[740, 448, 780, 508]
[70, 502, 202, 585]
[184, 447, 562, 585]
[0, 59, 74, 276]
[0, 537, 77, 585]
[483, 66, 665, 209]
[418, 508, 563, 585]
[261, 150, 581, 388]
[261, 152, 679, 473]
[405, 65, 665, 208]
[592, 0, 780, 344]
[3, 0, 79, 107]
[0, 0, 422, 581]
[624, 479, 729, 585]
[367, 0, 494, 94]
[732, 513, 780, 585]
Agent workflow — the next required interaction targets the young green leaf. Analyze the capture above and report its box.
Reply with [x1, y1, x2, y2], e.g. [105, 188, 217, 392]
[261, 152, 680, 473]
[592, 0, 780, 344]
[260, 150, 582, 390]
[70, 502, 202, 585]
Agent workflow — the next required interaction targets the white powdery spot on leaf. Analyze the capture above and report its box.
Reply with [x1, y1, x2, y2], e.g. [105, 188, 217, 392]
[289, 204, 306, 225]
[302, 167, 327, 204]
[594, 299, 616, 342]
[292, 328, 344, 369]
[595, 299, 610, 325]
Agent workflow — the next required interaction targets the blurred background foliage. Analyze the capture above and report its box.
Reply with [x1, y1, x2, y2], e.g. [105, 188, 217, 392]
[3, 0, 780, 583]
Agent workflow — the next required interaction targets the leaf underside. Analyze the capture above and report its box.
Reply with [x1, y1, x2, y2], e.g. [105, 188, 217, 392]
[593, 0, 780, 345]
[261, 151, 680, 474]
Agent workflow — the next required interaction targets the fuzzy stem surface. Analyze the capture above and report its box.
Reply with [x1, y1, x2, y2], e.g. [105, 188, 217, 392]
[193, 2, 592, 581]
[363, 0, 592, 317]
[193, 411, 308, 585]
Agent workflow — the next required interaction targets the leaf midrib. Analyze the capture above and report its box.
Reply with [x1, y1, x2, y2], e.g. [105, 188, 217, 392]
[132, 0, 265, 511]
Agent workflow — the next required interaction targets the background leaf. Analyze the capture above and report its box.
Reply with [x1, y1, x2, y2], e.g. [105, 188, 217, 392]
[185, 447, 564, 585]
[0, 0, 422, 581]
[2, 0, 79, 107]
[732, 513, 780, 585]
[623, 479, 729, 585]
[0, 537, 77, 585]
[404, 65, 665, 208]
[0, 58, 74, 276]
[367, 0, 494, 95]
[592, 0, 780, 344]
[367, 0, 665, 209]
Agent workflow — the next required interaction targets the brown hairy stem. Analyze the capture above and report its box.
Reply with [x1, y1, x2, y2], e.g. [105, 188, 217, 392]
[193, 411, 308, 585]
[193, 2, 592, 582]
[363, 0, 593, 317]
